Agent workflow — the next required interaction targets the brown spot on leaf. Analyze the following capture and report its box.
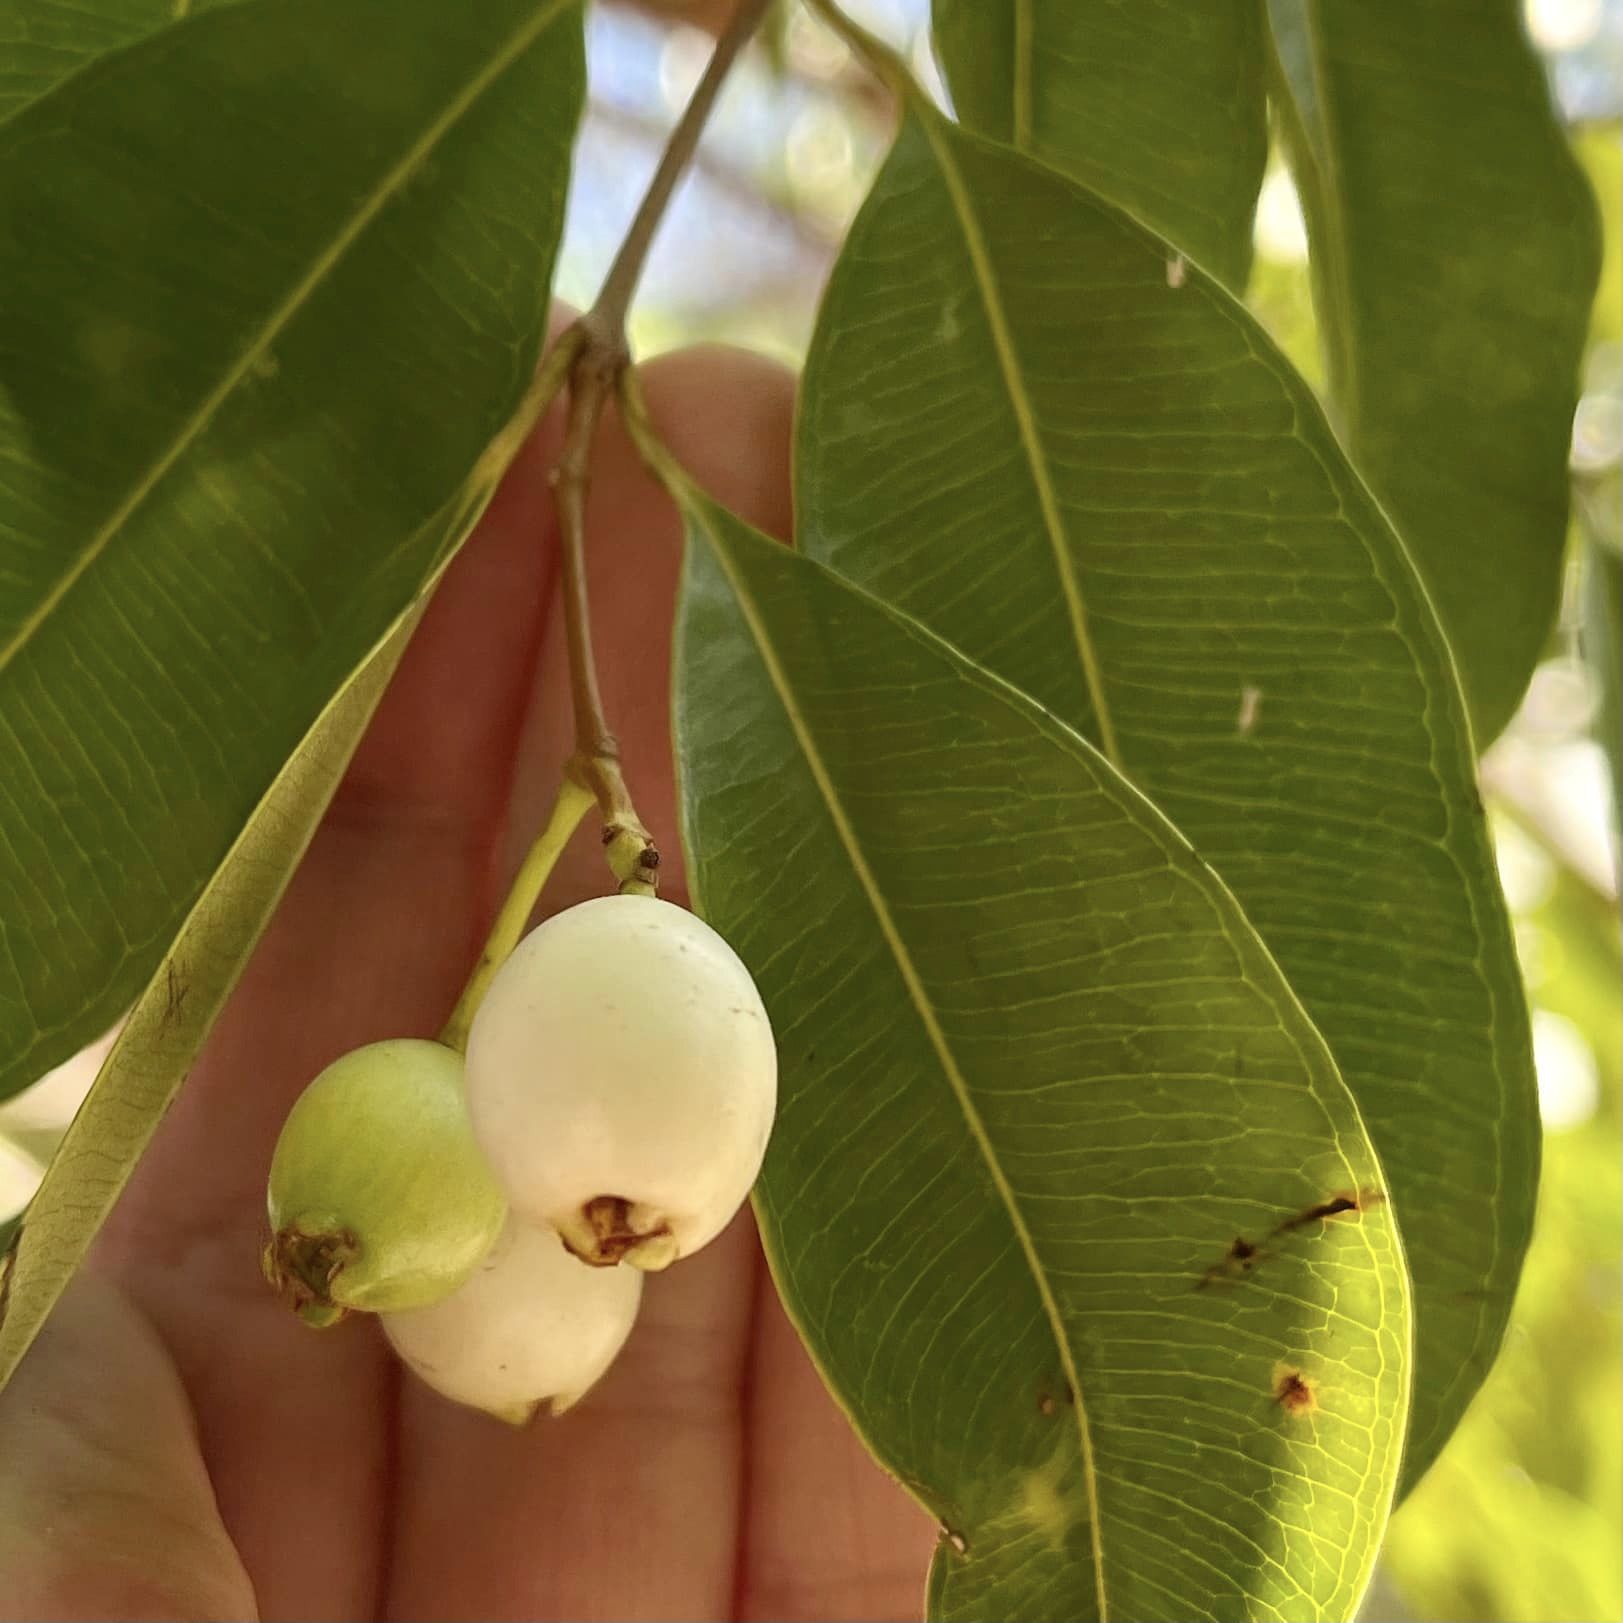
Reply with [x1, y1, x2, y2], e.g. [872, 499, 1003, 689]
[1271, 1187, 1385, 1237]
[1197, 1233, 1270, 1289]
[1273, 1366, 1316, 1418]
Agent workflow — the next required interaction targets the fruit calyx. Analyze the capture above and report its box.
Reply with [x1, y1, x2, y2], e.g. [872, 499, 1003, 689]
[564, 1196, 679, 1272]
[263, 1222, 360, 1328]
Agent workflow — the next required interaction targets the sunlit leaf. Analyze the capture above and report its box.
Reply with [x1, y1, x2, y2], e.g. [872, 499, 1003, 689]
[672, 484, 1410, 1623]
[932, 0, 1266, 290]
[1266, 0, 1601, 743]
[797, 105, 1534, 1490]
[0, 608, 416, 1389]
[0, 0, 583, 1100]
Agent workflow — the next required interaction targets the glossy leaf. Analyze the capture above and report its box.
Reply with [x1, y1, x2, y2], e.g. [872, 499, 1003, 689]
[1267, 0, 1601, 743]
[0, 607, 416, 1390]
[931, 0, 1266, 290]
[0, 0, 583, 1101]
[672, 485, 1409, 1622]
[797, 107, 1535, 1489]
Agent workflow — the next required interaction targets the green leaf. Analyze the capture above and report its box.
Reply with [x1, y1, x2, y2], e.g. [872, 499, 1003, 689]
[672, 486, 1410, 1623]
[0, 0, 583, 1101]
[0, 607, 416, 1390]
[0, 0, 243, 124]
[1266, 0, 1602, 743]
[1582, 524, 1622, 877]
[796, 107, 1534, 1490]
[931, 0, 1267, 291]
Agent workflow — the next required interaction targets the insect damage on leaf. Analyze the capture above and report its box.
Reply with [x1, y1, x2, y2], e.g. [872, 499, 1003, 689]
[1272, 1188, 1386, 1237]
[1273, 1367, 1317, 1420]
[1197, 1188, 1386, 1288]
[1196, 1233, 1270, 1290]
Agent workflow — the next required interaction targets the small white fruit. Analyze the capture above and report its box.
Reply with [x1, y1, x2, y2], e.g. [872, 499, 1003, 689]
[383, 1217, 642, 1422]
[264, 1038, 506, 1325]
[464, 895, 776, 1269]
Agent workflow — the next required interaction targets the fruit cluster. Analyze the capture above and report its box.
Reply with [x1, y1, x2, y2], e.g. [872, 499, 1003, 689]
[262, 895, 776, 1423]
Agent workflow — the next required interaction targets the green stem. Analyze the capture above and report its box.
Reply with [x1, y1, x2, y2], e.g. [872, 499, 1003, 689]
[440, 0, 778, 1038]
[439, 777, 594, 1051]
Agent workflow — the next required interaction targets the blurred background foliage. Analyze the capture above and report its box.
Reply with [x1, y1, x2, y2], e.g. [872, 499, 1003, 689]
[0, 2, 1616, 1618]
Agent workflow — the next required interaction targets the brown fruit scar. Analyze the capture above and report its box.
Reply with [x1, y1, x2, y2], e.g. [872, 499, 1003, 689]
[264, 1224, 358, 1327]
[571, 1195, 676, 1269]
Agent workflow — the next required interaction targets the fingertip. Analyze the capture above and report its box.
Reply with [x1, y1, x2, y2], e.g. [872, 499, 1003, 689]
[637, 344, 798, 542]
[0, 1273, 257, 1621]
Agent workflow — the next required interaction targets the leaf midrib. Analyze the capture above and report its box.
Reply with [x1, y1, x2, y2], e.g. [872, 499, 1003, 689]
[687, 494, 1113, 1623]
[914, 109, 1123, 770]
[1011, 0, 1034, 148]
[0, 0, 572, 679]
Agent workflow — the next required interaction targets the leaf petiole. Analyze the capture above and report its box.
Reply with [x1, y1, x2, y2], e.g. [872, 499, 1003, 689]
[438, 775, 595, 1052]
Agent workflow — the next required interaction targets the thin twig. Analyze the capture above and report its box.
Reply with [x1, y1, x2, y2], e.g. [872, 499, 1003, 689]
[799, 0, 911, 96]
[584, 0, 777, 349]
[588, 95, 839, 255]
[549, 0, 774, 894]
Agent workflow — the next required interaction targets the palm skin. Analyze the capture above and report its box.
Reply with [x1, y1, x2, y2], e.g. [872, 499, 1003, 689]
[0, 345, 933, 1622]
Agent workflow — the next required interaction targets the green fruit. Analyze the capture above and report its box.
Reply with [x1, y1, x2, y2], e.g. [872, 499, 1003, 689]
[264, 1038, 507, 1326]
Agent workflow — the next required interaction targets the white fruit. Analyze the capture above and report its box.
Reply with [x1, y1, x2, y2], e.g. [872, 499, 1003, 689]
[383, 1218, 642, 1422]
[464, 895, 776, 1269]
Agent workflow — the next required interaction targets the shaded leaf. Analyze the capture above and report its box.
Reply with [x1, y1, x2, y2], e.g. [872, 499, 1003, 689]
[672, 484, 1410, 1623]
[0, 0, 583, 1100]
[931, 0, 1267, 291]
[0, 0, 243, 124]
[0, 606, 417, 1389]
[797, 106, 1534, 1489]
[1266, 0, 1601, 743]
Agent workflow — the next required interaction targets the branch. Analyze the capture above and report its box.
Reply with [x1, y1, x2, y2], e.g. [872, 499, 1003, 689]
[437, 5, 777, 1050]
[551, 0, 774, 893]
[588, 95, 839, 257]
[581, 0, 777, 353]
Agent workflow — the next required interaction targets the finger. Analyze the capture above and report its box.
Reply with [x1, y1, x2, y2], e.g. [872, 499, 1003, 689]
[96, 392, 568, 1620]
[737, 1283, 937, 1622]
[386, 345, 796, 1623]
[0, 1273, 255, 1622]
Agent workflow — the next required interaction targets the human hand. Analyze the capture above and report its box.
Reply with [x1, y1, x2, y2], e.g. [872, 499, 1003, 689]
[0, 343, 934, 1622]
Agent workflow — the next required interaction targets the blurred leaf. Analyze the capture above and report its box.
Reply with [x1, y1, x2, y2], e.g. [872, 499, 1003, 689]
[1388, 1432, 1623, 1623]
[0, 0, 583, 1101]
[797, 106, 1535, 1491]
[672, 485, 1410, 1623]
[931, 0, 1265, 290]
[1266, 1, 1601, 744]
[0, 607, 418, 1391]
[1575, 124, 1621, 348]
[1583, 527, 1622, 878]
[0, 0, 243, 122]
